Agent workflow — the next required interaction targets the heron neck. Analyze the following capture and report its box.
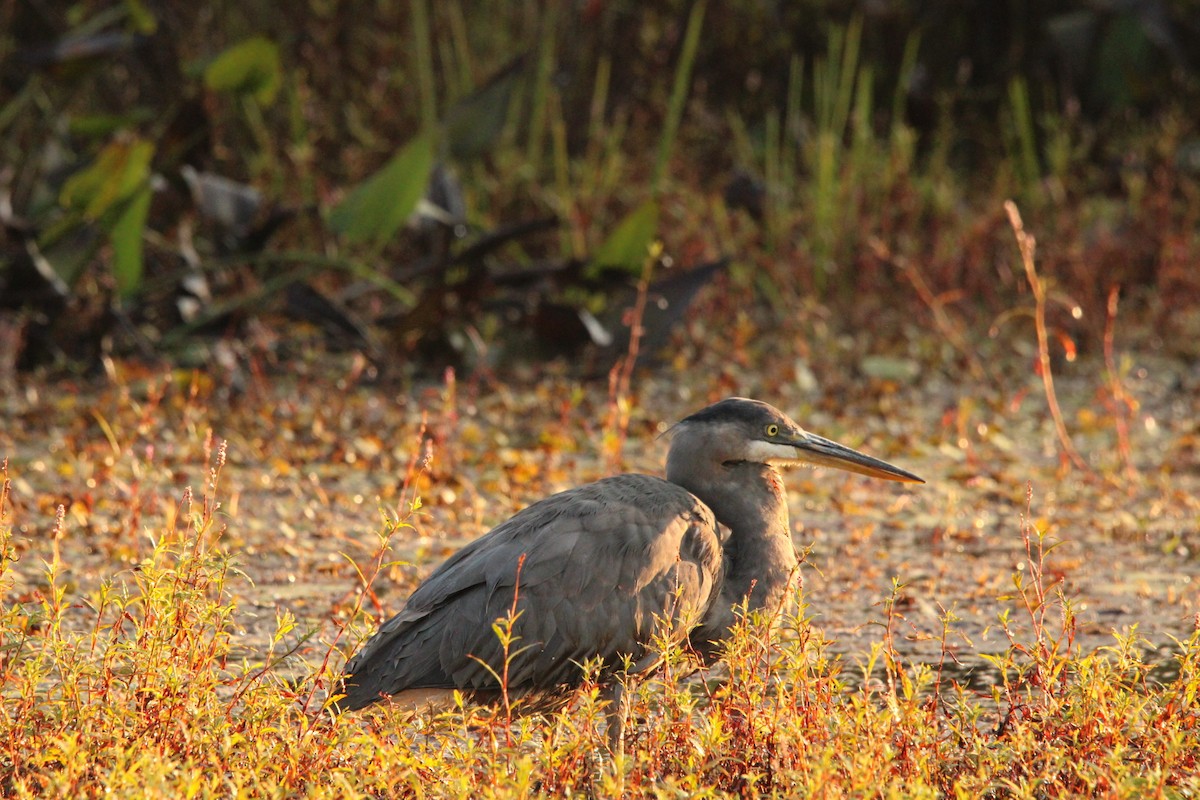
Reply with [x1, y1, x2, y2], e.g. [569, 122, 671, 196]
[668, 459, 799, 638]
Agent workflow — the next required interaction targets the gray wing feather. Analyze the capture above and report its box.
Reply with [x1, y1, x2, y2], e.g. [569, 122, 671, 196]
[339, 474, 722, 709]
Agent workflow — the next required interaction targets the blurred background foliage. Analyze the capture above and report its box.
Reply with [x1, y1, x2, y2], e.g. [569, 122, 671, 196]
[1, 0, 1198, 378]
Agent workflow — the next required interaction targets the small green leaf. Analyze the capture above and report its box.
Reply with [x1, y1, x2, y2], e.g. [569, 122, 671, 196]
[328, 132, 436, 247]
[203, 36, 282, 105]
[60, 138, 154, 220]
[110, 184, 152, 299]
[125, 0, 158, 34]
[68, 110, 155, 138]
[860, 355, 921, 382]
[589, 199, 659, 276]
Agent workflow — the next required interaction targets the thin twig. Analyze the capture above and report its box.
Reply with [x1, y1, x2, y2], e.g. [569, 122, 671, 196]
[305, 420, 431, 714]
[868, 237, 986, 380]
[604, 247, 657, 472]
[1003, 201, 1091, 474]
[1102, 285, 1137, 480]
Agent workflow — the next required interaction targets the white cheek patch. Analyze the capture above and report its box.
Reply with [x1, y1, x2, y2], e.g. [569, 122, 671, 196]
[742, 440, 803, 465]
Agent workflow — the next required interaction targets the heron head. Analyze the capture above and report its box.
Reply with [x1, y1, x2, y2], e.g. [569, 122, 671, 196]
[673, 397, 924, 484]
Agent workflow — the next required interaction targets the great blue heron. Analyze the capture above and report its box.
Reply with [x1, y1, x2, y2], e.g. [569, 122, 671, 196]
[335, 397, 923, 746]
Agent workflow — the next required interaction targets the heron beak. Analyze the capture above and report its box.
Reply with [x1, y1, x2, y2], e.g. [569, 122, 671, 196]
[788, 430, 925, 484]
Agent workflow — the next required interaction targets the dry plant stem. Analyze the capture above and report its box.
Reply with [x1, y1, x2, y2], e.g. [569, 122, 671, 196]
[1103, 285, 1137, 479]
[929, 601, 964, 722]
[1018, 485, 1049, 638]
[198, 438, 227, 552]
[604, 250, 654, 472]
[760, 566, 801, 737]
[500, 553, 527, 745]
[230, 633, 311, 712]
[868, 237, 986, 380]
[309, 421, 431, 713]
[1002, 483, 1074, 721]
[1003, 200, 1091, 475]
[397, 414, 431, 519]
[882, 579, 905, 700]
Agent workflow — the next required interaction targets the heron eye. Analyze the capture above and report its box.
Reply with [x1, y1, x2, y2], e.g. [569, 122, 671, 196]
[765, 424, 779, 437]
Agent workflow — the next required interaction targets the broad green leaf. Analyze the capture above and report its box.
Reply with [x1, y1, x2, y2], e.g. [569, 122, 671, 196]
[110, 184, 152, 299]
[444, 55, 525, 161]
[204, 36, 281, 105]
[60, 138, 154, 220]
[1092, 13, 1152, 110]
[588, 199, 659, 276]
[328, 132, 436, 247]
[33, 221, 100, 289]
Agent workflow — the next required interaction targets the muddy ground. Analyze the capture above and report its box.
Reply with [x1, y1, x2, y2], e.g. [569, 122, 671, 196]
[3, 329, 1198, 691]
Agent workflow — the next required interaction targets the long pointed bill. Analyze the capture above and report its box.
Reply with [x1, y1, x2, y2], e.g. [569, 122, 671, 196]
[792, 432, 924, 484]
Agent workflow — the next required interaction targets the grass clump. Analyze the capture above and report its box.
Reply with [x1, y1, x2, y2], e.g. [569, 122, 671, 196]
[0, 452, 348, 797]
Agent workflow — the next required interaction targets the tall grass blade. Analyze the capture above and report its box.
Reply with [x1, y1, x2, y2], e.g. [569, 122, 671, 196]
[782, 54, 804, 198]
[525, 6, 558, 171]
[653, 0, 707, 192]
[891, 31, 921, 139]
[807, 16, 864, 294]
[587, 55, 612, 151]
[1008, 77, 1041, 195]
[411, 0, 438, 133]
[444, 0, 475, 95]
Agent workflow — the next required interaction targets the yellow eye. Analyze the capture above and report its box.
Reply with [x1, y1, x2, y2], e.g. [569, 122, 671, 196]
[765, 424, 779, 437]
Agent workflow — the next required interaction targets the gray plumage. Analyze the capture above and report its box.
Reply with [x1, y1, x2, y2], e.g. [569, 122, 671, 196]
[336, 397, 923, 735]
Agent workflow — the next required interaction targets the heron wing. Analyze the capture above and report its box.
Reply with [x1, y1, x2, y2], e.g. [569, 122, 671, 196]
[338, 474, 723, 709]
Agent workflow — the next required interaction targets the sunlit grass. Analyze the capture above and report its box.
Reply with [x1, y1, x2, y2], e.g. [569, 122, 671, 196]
[2, 441, 1197, 798]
